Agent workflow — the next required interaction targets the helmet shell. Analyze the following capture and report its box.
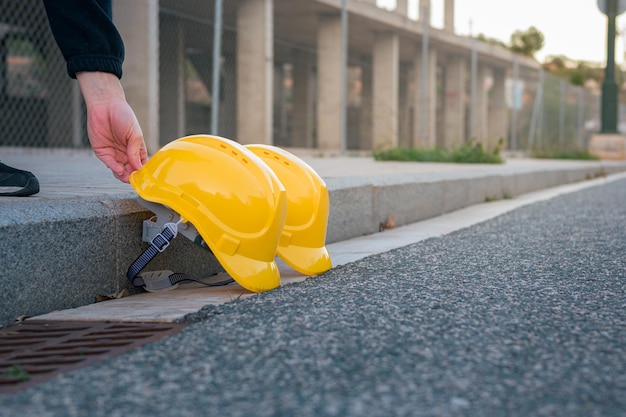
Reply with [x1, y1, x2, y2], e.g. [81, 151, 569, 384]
[130, 135, 287, 292]
[246, 144, 332, 275]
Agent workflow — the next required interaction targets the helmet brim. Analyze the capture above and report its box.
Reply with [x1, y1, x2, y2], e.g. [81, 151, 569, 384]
[277, 244, 332, 276]
[215, 251, 281, 292]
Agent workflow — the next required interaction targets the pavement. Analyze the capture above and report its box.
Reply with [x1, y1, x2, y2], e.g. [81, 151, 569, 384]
[1, 148, 625, 416]
[1, 146, 626, 326]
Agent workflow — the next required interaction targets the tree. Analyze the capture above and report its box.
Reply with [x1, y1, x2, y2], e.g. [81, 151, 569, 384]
[541, 56, 605, 87]
[476, 33, 507, 48]
[509, 26, 545, 58]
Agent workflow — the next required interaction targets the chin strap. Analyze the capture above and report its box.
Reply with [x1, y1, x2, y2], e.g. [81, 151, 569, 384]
[127, 219, 182, 287]
[127, 215, 234, 292]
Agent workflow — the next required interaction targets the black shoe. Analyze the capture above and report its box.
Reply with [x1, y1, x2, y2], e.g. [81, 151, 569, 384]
[0, 162, 40, 196]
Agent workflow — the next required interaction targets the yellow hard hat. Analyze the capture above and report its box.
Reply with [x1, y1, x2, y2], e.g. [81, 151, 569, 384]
[130, 135, 287, 292]
[246, 144, 332, 276]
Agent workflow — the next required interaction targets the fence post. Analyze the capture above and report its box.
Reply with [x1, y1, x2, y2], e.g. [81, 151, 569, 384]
[559, 78, 565, 145]
[419, 3, 430, 144]
[469, 20, 477, 140]
[527, 69, 544, 153]
[537, 85, 544, 151]
[576, 87, 584, 148]
[340, 0, 348, 155]
[510, 54, 519, 151]
[72, 83, 83, 147]
[211, 0, 223, 135]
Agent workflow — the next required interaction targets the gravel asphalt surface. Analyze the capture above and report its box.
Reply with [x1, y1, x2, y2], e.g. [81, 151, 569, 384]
[2, 178, 626, 417]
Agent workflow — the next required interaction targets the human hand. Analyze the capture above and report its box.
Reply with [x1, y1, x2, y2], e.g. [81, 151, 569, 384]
[77, 72, 148, 183]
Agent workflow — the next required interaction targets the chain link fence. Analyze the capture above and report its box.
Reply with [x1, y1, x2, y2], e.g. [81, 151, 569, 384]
[0, 0, 613, 156]
[511, 64, 604, 155]
[158, 1, 239, 144]
[1, 0, 87, 148]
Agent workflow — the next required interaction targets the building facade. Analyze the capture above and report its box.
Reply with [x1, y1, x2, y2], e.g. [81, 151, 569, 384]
[1, 0, 541, 154]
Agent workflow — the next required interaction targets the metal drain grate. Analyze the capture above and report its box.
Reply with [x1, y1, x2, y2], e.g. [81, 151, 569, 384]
[0, 320, 186, 394]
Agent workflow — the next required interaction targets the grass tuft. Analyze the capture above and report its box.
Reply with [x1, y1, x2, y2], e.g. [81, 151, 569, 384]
[373, 139, 504, 164]
[531, 150, 599, 160]
[3, 364, 30, 382]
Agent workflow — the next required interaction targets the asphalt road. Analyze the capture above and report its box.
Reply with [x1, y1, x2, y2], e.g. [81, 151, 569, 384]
[2, 178, 626, 417]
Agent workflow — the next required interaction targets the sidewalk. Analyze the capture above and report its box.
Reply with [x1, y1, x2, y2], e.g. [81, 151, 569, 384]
[1, 146, 626, 325]
[2, 146, 622, 200]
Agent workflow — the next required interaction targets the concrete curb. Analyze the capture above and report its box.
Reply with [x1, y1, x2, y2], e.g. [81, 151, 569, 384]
[0, 160, 624, 325]
[326, 163, 617, 242]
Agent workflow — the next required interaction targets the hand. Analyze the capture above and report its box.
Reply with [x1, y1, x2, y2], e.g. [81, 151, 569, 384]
[76, 72, 148, 183]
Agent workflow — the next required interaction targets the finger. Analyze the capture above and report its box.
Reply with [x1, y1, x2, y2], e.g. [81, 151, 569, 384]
[117, 172, 130, 183]
[97, 154, 125, 179]
[112, 165, 131, 183]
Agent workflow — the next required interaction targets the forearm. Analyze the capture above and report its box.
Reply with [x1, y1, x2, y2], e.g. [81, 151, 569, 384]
[43, 0, 124, 79]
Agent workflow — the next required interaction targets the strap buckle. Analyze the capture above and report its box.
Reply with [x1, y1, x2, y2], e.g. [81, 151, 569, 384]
[150, 221, 180, 253]
[127, 219, 183, 286]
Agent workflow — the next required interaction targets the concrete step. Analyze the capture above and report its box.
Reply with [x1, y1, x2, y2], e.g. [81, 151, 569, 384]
[34, 171, 626, 324]
[2, 148, 625, 325]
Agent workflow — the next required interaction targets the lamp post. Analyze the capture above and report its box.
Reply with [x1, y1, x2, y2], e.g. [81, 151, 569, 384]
[601, 0, 619, 133]
[590, 0, 626, 159]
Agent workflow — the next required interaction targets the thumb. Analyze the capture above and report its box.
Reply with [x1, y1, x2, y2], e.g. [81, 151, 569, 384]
[128, 143, 147, 172]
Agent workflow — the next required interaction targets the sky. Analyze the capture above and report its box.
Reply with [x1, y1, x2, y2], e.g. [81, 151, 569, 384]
[378, 0, 626, 64]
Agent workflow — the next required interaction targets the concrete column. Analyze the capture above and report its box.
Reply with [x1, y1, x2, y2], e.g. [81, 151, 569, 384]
[396, 0, 408, 16]
[237, 0, 273, 144]
[113, 0, 160, 153]
[373, 32, 399, 148]
[413, 48, 437, 148]
[158, 15, 185, 146]
[316, 14, 343, 150]
[443, 55, 466, 148]
[292, 50, 314, 148]
[444, 0, 455, 33]
[488, 68, 508, 149]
